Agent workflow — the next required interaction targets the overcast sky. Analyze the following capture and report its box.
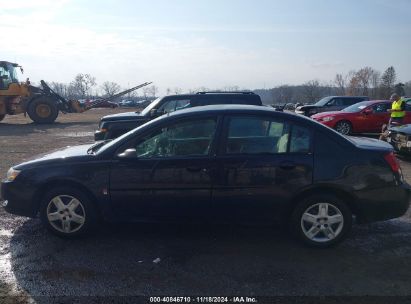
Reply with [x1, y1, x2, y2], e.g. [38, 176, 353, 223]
[2, 0, 411, 93]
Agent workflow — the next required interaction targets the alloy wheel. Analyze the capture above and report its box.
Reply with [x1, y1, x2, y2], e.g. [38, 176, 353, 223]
[335, 122, 351, 135]
[46, 195, 86, 234]
[300, 202, 344, 243]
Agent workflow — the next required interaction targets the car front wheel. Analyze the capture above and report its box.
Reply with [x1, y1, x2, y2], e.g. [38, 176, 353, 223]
[335, 121, 352, 135]
[291, 194, 352, 248]
[40, 187, 97, 237]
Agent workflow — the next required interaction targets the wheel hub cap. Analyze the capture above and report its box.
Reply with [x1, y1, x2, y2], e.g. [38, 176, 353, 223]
[46, 195, 86, 234]
[36, 104, 51, 118]
[301, 202, 344, 243]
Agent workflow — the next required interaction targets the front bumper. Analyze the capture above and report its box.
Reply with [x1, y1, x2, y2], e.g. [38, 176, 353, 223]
[1, 180, 38, 218]
[387, 133, 411, 154]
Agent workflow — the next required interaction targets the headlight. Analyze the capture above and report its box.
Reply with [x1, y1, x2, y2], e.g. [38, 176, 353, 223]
[322, 116, 335, 122]
[6, 168, 21, 182]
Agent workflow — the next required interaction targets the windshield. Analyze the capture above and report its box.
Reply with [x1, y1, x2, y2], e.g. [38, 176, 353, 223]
[0, 62, 19, 88]
[140, 97, 163, 116]
[314, 97, 333, 106]
[342, 101, 373, 113]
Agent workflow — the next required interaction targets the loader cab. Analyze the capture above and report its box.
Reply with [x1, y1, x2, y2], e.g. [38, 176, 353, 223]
[0, 61, 20, 90]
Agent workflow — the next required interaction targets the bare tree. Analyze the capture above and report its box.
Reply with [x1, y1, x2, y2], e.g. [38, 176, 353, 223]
[334, 74, 346, 96]
[370, 70, 381, 99]
[346, 70, 361, 96]
[101, 81, 121, 97]
[273, 85, 294, 104]
[70, 73, 96, 98]
[355, 67, 374, 96]
[50, 82, 68, 99]
[148, 85, 159, 98]
[302, 80, 321, 103]
[173, 87, 182, 94]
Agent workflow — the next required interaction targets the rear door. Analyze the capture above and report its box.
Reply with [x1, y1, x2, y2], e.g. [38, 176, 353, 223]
[211, 115, 314, 222]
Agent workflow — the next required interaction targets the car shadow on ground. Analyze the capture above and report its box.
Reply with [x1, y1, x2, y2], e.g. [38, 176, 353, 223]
[7, 218, 411, 300]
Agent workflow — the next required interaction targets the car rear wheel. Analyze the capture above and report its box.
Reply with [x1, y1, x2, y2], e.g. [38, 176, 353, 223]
[335, 121, 352, 135]
[291, 194, 352, 248]
[40, 187, 97, 238]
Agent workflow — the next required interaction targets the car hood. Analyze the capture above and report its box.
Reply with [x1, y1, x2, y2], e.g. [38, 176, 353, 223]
[296, 105, 318, 111]
[14, 144, 95, 169]
[347, 136, 392, 151]
[101, 111, 144, 121]
[311, 111, 343, 119]
[389, 124, 411, 134]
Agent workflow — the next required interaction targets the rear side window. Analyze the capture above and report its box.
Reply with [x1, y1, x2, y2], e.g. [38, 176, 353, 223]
[290, 125, 311, 153]
[224, 116, 312, 154]
[226, 117, 290, 154]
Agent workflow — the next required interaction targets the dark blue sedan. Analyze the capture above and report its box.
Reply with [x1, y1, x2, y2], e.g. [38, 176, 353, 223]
[2, 105, 410, 247]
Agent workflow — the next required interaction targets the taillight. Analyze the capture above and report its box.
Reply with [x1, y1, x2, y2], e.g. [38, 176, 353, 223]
[384, 152, 400, 173]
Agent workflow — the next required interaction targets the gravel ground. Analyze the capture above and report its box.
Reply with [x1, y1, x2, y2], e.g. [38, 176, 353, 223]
[1, 109, 411, 303]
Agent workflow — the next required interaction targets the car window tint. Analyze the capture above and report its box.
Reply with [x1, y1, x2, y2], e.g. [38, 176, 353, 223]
[343, 98, 356, 106]
[135, 119, 216, 158]
[290, 125, 311, 153]
[158, 100, 177, 113]
[373, 103, 389, 113]
[226, 117, 290, 154]
[175, 99, 191, 111]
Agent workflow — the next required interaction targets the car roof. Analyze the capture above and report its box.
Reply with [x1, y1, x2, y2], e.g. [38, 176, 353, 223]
[165, 104, 311, 121]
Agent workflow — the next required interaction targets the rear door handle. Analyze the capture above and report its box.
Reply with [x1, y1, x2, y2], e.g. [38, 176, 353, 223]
[279, 161, 296, 170]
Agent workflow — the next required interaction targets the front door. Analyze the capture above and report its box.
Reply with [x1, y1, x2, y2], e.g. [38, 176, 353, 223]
[109, 117, 219, 219]
[212, 115, 313, 222]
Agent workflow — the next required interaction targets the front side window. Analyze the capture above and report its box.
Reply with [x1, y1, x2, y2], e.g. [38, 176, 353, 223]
[226, 117, 290, 154]
[158, 100, 177, 113]
[133, 118, 217, 158]
[158, 99, 192, 113]
[373, 103, 389, 113]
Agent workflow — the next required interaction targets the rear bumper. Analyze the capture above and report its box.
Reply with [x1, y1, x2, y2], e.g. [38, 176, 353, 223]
[1, 180, 38, 218]
[355, 183, 411, 223]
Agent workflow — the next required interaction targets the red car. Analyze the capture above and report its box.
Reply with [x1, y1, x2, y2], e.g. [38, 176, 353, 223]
[312, 100, 411, 135]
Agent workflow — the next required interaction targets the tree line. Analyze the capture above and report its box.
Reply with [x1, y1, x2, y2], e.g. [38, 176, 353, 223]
[256, 66, 411, 105]
[49, 74, 159, 101]
[48, 66, 411, 105]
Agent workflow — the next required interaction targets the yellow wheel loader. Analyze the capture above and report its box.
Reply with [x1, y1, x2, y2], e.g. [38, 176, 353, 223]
[0, 61, 151, 124]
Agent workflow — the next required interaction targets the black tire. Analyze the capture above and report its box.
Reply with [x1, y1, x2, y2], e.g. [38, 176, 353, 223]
[39, 187, 97, 238]
[27, 97, 59, 124]
[334, 120, 352, 135]
[290, 194, 352, 248]
[0, 114, 5, 122]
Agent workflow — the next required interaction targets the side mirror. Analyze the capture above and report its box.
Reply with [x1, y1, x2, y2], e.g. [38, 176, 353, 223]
[118, 148, 137, 159]
[150, 109, 158, 117]
[363, 108, 373, 115]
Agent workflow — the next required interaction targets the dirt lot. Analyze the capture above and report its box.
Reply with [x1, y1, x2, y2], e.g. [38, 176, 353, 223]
[1, 109, 411, 302]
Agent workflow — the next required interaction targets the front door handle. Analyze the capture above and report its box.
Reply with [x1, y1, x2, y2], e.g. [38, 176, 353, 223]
[279, 161, 296, 170]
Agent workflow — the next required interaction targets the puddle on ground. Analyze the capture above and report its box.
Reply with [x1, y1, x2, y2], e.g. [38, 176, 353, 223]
[53, 132, 94, 137]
